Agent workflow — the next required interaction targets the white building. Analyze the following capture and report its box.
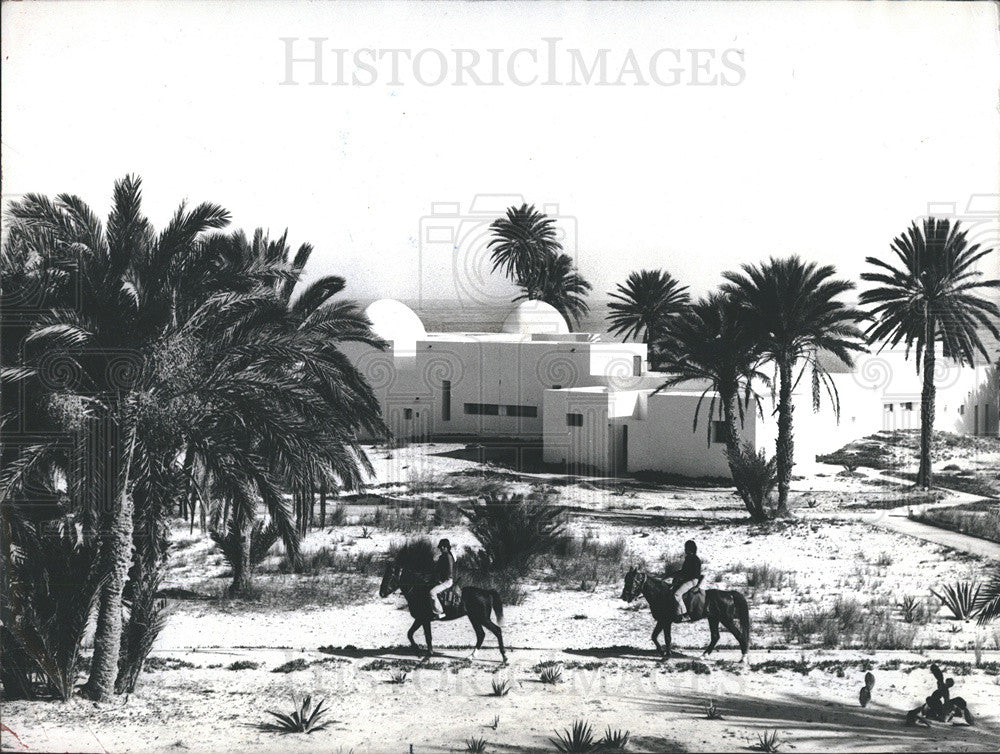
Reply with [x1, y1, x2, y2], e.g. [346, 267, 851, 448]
[347, 299, 999, 478]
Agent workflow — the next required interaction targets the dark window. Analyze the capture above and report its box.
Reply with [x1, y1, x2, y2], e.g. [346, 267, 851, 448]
[464, 403, 500, 416]
[633, 355, 642, 376]
[902, 402, 913, 411]
[442, 380, 451, 421]
[404, 408, 413, 420]
[959, 404, 965, 415]
[567, 412, 584, 427]
[711, 421, 730, 445]
[552, 384, 562, 390]
[884, 403, 894, 412]
[505, 405, 538, 418]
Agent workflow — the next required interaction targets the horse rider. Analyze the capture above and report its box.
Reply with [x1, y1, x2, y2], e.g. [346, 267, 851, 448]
[673, 539, 702, 621]
[430, 538, 455, 618]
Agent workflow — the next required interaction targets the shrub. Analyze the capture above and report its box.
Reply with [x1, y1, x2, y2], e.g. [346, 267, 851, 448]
[932, 581, 982, 620]
[899, 595, 935, 624]
[726, 443, 777, 521]
[210, 518, 279, 577]
[116, 566, 170, 694]
[751, 730, 784, 752]
[228, 660, 260, 671]
[259, 695, 329, 734]
[541, 535, 631, 589]
[272, 658, 309, 673]
[0, 517, 104, 700]
[491, 677, 512, 697]
[388, 669, 408, 684]
[459, 486, 566, 573]
[745, 564, 792, 591]
[599, 727, 630, 750]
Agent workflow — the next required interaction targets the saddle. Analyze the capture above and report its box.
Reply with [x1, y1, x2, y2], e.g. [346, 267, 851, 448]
[430, 584, 463, 619]
[673, 577, 705, 623]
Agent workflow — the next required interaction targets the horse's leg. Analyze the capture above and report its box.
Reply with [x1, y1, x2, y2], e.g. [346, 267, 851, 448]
[407, 619, 422, 651]
[704, 616, 721, 657]
[651, 621, 664, 657]
[720, 615, 746, 661]
[662, 621, 673, 659]
[422, 621, 433, 659]
[481, 618, 506, 664]
[468, 613, 485, 660]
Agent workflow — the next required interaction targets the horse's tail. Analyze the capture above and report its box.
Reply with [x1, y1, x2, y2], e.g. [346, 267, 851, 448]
[490, 589, 504, 625]
[733, 591, 750, 649]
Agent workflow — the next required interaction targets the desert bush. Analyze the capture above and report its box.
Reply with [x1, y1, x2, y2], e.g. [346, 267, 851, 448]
[899, 595, 935, 625]
[932, 581, 982, 620]
[210, 518, 279, 577]
[272, 658, 309, 673]
[599, 727, 630, 750]
[857, 610, 918, 650]
[278, 546, 376, 575]
[744, 563, 793, 591]
[913, 504, 1000, 544]
[459, 486, 566, 573]
[228, 660, 260, 671]
[491, 677, 511, 697]
[751, 730, 784, 752]
[387, 536, 436, 572]
[541, 535, 631, 589]
[726, 443, 778, 521]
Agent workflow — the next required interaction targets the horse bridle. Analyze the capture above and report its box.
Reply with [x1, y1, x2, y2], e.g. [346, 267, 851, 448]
[629, 569, 646, 599]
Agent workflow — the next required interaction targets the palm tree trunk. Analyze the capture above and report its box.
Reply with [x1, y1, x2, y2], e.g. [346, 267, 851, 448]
[229, 517, 252, 596]
[83, 420, 137, 702]
[319, 480, 327, 529]
[180, 446, 195, 519]
[917, 336, 936, 489]
[775, 357, 794, 515]
[721, 386, 767, 522]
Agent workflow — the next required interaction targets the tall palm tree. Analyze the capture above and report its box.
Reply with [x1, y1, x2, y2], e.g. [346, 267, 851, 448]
[656, 291, 771, 519]
[2, 176, 230, 701]
[488, 203, 562, 285]
[860, 218, 999, 488]
[724, 257, 866, 515]
[607, 270, 690, 367]
[514, 251, 592, 329]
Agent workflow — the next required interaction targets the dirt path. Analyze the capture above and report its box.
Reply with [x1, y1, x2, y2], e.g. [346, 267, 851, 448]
[4, 646, 998, 754]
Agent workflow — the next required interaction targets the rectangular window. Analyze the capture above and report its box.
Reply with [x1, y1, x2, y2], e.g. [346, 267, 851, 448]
[442, 380, 451, 421]
[403, 408, 413, 420]
[552, 384, 562, 390]
[711, 420, 730, 445]
[505, 405, 538, 418]
[902, 402, 913, 411]
[633, 355, 642, 377]
[464, 403, 500, 416]
[959, 404, 965, 415]
[884, 403, 894, 413]
[567, 412, 584, 427]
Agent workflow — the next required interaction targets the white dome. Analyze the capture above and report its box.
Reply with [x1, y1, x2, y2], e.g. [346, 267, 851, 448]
[364, 299, 426, 346]
[501, 300, 569, 335]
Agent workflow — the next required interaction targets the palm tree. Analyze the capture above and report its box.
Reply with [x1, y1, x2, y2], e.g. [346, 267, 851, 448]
[488, 204, 561, 285]
[2, 176, 230, 701]
[656, 292, 771, 519]
[607, 270, 690, 367]
[514, 251, 592, 329]
[723, 257, 866, 515]
[860, 218, 999, 488]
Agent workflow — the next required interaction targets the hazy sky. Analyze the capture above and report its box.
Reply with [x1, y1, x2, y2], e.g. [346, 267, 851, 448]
[3, 1, 999, 311]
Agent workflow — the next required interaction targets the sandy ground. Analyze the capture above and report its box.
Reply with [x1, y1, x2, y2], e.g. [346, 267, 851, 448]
[3, 439, 999, 753]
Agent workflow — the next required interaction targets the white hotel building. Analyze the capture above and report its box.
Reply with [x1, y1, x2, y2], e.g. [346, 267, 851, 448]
[344, 299, 999, 478]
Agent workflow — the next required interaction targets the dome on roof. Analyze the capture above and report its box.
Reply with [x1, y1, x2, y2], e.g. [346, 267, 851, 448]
[364, 299, 426, 348]
[501, 300, 569, 335]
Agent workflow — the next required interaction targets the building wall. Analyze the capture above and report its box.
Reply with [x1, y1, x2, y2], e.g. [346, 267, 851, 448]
[626, 392, 743, 478]
[346, 336, 647, 440]
[542, 388, 644, 474]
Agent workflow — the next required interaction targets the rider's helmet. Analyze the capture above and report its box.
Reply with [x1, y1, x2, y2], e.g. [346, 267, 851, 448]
[684, 539, 697, 554]
[438, 538, 451, 550]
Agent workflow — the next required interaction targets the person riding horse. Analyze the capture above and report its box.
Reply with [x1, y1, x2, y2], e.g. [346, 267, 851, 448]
[430, 538, 455, 618]
[672, 540, 702, 621]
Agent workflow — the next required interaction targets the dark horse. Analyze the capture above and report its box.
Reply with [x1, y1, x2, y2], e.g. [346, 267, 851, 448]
[621, 566, 750, 661]
[379, 563, 507, 663]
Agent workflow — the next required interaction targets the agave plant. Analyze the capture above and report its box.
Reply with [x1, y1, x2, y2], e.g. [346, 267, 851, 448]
[599, 727, 630, 750]
[260, 695, 330, 734]
[465, 736, 488, 753]
[491, 677, 511, 696]
[751, 730, 784, 753]
[932, 581, 981, 620]
[974, 565, 1000, 625]
[551, 720, 596, 752]
[539, 664, 563, 685]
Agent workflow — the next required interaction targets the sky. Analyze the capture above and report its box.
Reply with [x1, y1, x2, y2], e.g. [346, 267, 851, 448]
[3, 1, 999, 312]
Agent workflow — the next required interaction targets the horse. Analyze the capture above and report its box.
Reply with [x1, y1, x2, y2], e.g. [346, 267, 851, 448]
[620, 566, 750, 661]
[379, 563, 507, 663]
